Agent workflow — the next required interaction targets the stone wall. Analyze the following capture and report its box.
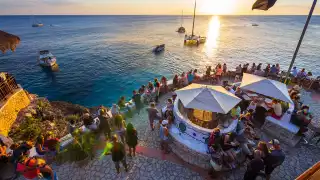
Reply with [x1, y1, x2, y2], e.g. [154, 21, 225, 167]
[0, 88, 30, 136]
[169, 135, 211, 169]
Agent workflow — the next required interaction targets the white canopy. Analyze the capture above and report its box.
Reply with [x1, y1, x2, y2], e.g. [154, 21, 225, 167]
[175, 83, 242, 114]
[240, 73, 293, 103]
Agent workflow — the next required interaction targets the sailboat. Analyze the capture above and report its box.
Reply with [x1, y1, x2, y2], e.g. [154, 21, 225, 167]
[32, 15, 43, 27]
[177, 10, 186, 33]
[184, 0, 206, 46]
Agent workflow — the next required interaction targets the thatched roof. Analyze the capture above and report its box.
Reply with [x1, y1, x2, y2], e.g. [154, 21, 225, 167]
[0, 30, 20, 54]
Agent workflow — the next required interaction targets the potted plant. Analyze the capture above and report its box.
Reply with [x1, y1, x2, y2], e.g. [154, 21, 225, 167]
[56, 130, 97, 167]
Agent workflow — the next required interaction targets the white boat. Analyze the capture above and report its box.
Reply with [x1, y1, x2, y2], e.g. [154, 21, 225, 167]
[38, 50, 57, 67]
[31, 15, 43, 27]
[184, 0, 206, 46]
[177, 10, 186, 33]
[32, 23, 44, 27]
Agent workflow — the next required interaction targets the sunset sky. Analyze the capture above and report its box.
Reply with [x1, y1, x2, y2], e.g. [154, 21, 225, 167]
[0, 0, 319, 15]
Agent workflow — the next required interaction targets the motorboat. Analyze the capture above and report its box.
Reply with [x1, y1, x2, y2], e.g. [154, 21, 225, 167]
[184, 0, 206, 46]
[38, 50, 57, 67]
[252, 23, 259, 27]
[176, 10, 186, 33]
[177, 27, 186, 33]
[153, 44, 165, 53]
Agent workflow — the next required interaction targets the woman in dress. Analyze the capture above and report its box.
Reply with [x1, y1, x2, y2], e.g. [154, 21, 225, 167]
[126, 123, 138, 157]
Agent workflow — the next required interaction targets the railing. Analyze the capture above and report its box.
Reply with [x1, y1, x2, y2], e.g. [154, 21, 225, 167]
[0, 75, 19, 102]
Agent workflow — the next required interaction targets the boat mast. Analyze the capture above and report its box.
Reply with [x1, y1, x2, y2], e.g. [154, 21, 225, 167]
[181, 10, 183, 27]
[191, 0, 196, 37]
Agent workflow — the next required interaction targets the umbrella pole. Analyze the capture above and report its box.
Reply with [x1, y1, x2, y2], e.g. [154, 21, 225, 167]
[284, 0, 317, 84]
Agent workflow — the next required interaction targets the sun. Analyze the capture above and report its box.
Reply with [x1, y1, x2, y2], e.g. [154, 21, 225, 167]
[199, 0, 236, 15]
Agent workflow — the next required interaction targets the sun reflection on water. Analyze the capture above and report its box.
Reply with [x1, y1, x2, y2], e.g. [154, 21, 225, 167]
[204, 16, 221, 58]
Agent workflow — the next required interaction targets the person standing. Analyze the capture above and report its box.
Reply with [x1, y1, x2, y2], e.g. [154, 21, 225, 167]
[132, 90, 143, 114]
[154, 78, 161, 103]
[114, 114, 126, 143]
[264, 139, 285, 180]
[159, 120, 170, 154]
[223, 63, 227, 74]
[125, 123, 138, 157]
[110, 135, 128, 174]
[243, 150, 265, 180]
[146, 102, 161, 131]
[98, 109, 112, 140]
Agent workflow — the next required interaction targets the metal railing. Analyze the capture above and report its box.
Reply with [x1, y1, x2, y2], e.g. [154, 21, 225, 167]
[0, 75, 19, 102]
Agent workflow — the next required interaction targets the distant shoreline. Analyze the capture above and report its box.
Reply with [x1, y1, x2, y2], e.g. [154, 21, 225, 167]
[1, 14, 319, 16]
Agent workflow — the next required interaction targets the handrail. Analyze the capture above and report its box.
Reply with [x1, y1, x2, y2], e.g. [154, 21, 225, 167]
[0, 75, 19, 102]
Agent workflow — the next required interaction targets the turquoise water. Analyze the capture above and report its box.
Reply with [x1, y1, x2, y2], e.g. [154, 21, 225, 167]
[0, 15, 319, 107]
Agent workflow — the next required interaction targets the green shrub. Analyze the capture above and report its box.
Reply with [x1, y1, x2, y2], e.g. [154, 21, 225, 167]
[65, 114, 80, 123]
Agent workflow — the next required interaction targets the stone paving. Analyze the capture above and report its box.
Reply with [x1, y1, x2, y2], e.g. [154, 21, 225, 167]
[17, 89, 320, 180]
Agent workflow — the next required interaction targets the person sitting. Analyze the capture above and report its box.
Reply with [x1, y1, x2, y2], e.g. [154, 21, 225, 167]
[193, 69, 200, 81]
[243, 150, 265, 180]
[187, 70, 194, 84]
[289, 84, 301, 98]
[231, 105, 241, 119]
[275, 63, 280, 74]
[173, 74, 179, 89]
[117, 96, 127, 109]
[0, 139, 9, 163]
[160, 76, 168, 93]
[147, 81, 154, 92]
[264, 64, 271, 77]
[292, 95, 302, 113]
[256, 141, 270, 160]
[234, 87, 242, 98]
[235, 64, 242, 76]
[35, 135, 48, 157]
[139, 85, 146, 95]
[269, 65, 277, 76]
[291, 66, 298, 78]
[293, 105, 313, 135]
[223, 63, 227, 74]
[242, 63, 249, 74]
[180, 72, 188, 87]
[226, 86, 235, 95]
[82, 113, 97, 131]
[247, 98, 258, 112]
[297, 68, 307, 79]
[17, 157, 58, 180]
[215, 64, 223, 84]
[205, 66, 212, 78]
[221, 133, 239, 169]
[267, 99, 283, 119]
[253, 101, 268, 125]
[249, 63, 256, 73]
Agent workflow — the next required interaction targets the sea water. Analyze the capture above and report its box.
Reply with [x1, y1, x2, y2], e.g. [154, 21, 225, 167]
[0, 15, 319, 107]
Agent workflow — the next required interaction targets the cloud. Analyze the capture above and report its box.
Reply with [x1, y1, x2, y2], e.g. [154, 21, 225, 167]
[42, 0, 80, 5]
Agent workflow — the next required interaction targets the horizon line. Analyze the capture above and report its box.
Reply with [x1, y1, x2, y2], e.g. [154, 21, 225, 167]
[1, 14, 319, 16]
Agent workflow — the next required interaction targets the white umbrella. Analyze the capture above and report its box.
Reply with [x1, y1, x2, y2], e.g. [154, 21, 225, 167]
[240, 73, 293, 103]
[175, 83, 242, 114]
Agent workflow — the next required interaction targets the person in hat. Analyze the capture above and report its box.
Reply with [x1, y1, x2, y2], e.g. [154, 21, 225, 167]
[125, 123, 138, 157]
[146, 102, 161, 131]
[264, 139, 285, 180]
[110, 135, 128, 174]
[159, 120, 170, 154]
